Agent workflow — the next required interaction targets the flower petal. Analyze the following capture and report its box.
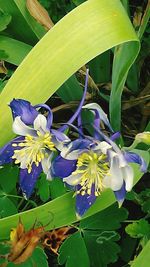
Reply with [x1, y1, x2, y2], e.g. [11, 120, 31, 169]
[9, 99, 38, 125]
[76, 185, 97, 217]
[12, 117, 36, 136]
[63, 173, 82, 186]
[33, 114, 48, 133]
[114, 182, 126, 206]
[94, 141, 112, 154]
[51, 130, 70, 151]
[61, 139, 92, 160]
[34, 103, 53, 130]
[103, 156, 124, 191]
[124, 151, 147, 173]
[122, 165, 133, 191]
[41, 153, 53, 180]
[82, 103, 113, 132]
[19, 163, 42, 198]
[0, 136, 24, 165]
[51, 155, 77, 178]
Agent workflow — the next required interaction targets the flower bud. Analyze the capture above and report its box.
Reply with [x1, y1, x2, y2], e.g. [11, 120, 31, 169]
[135, 131, 150, 145]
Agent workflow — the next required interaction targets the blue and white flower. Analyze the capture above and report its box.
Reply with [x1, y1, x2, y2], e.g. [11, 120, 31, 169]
[0, 100, 70, 198]
[51, 103, 147, 217]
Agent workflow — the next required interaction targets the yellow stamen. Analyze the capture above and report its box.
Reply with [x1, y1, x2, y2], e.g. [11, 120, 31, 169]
[12, 132, 55, 173]
[74, 152, 109, 196]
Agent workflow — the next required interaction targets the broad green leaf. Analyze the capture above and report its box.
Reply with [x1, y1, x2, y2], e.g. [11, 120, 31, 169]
[36, 173, 50, 202]
[0, 194, 18, 218]
[83, 230, 120, 267]
[0, 0, 139, 146]
[58, 75, 82, 102]
[58, 232, 90, 267]
[80, 203, 128, 230]
[0, 10, 11, 31]
[0, 150, 148, 240]
[49, 178, 67, 199]
[125, 219, 150, 239]
[89, 51, 111, 83]
[0, 49, 8, 60]
[0, 165, 18, 193]
[131, 240, 150, 267]
[0, 36, 32, 65]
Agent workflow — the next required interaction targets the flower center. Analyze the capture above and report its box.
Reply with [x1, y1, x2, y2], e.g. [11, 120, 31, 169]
[12, 131, 55, 173]
[74, 152, 109, 196]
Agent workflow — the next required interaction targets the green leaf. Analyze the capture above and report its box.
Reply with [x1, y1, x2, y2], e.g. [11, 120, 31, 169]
[58, 232, 90, 267]
[0, 49, 8, 60]
[58, 75, 82, 102]
[7, 247, 48, 267]
[31, 247, 48, 267]
[0, 0, 139, 146]
[0, 194, 18, 218]
[0, 36, 32, 65]
[36, 173, 50, 202]
[83, 229, 120, 267]
[110, 41, 140, 131]
[142, 199, 150, 214]
[49, 178, 67, 199]
[0, 242, 10, 263]
[130, 240, 150, 267]
[0, 165, 18, 194]
[89, 51, 111, 83]
[125, 219, 150, 239]
[0, 0, 44, 44]
[80, 203, 128, 230]
[0, 9, 11, 31]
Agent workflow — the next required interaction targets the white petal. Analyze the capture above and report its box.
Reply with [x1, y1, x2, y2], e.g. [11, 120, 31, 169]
[94, 141, 112, 154]
[41, 153, 52, 179]
[118, 153, 127, 168]
[122, 165, 134, 191]
[82, 103, 113, 131]
[61, 148, 88, 160]
[103, 156, 123, 191]
[52, 136, 70, 152]
[63, 173, 82, 186]
[12, 116, 36, 136]
[33, 114, 48, 133]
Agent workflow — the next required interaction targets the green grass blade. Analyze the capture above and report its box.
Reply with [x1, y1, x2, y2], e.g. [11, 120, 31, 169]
[110, 41, 140, 131]
[0, 0, 39, 44]
[131, 240, 150, 267]
[0, 36, 32, 65]
[0, 0, 139, 146]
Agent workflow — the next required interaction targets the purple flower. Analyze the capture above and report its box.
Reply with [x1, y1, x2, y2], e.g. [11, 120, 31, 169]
[0, 70, 89, 198]
[0, 102, 69, 198]
[51, 102, 147, 217]
[9, 99, 38, 125]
